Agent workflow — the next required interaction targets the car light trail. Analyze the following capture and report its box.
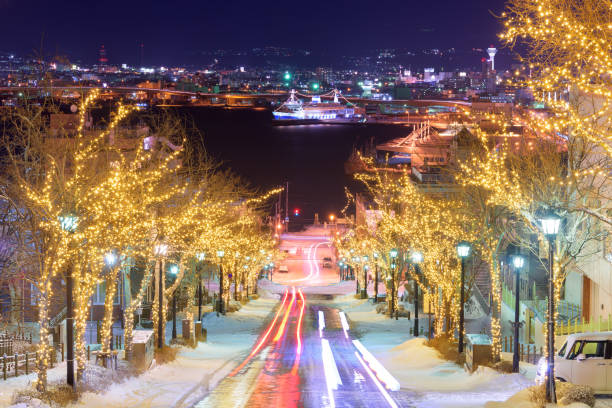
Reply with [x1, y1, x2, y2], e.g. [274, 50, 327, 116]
[273, 286, 296, 342]
[228, 289, 289, 377]
[321, 338, 342, 408]
[352, 340, 400, 391]
[291, 289, 306, 376]
[354, 351, 398, 408]
[318, 310, 326, 337]
[296, 289, 305, 354]
[339, 311, 349, 339]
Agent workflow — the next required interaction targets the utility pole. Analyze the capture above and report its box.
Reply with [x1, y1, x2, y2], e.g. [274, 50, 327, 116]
[285, 181, 289, 232]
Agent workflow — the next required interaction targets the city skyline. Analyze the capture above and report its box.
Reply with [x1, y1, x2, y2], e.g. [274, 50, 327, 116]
[1, 0, 508, 66]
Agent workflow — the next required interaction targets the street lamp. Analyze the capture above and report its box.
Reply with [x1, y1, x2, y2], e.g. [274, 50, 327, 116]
[59, 213, 78, 389]
[457, 241, 471, 354]
[411, 251, 423, 337]
[373, 252, 379, 303]
[196, 252, 205, 321]
[352, 256, 361, 295]
[361, 255, 369, 299]
[389, 249, 398, 318]
[511, 254, 525, 373]
[153, 243, 168, 349]
[539, 210, 561, 403]
[169, 264, 179, 339]
[216, 250, 225, 315]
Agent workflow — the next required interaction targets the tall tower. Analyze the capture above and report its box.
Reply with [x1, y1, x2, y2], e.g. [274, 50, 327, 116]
[98, 45, 108, 65]
[487, 46, 497, 71]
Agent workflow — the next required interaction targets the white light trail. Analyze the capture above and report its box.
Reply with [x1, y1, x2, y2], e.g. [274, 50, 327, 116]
[354, 351, 398, 408]
[339, 311, 349, 339]
[321, 338, 342, 408]
[352, 340, 400, 391]
[318, 310, 326, 337]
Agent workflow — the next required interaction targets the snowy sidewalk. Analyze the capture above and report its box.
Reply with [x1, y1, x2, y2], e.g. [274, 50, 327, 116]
[73, 295, 279, 408]
[337, 294, 534, 408]
[2, 294, 279, 408]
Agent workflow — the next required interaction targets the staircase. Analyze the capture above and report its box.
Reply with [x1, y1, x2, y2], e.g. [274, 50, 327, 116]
[473, 260, 491, 309]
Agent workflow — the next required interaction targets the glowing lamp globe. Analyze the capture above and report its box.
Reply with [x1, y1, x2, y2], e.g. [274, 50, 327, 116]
[457, 242, 471, 258]
[411, 251, 423, 264]
[216, 250, 225, 258]
[540, 215, 561, 236]
[512, 255, 525, 270]
[104, 252, 117, 266]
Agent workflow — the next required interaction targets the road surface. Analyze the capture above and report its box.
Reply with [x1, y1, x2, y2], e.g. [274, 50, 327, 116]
[195, 229, 411, 407]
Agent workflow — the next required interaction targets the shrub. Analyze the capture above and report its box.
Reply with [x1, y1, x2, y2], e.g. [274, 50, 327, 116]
[154, 345, 179, 365]
[528, 382, 595, 408]
[13, 384, 77, 407]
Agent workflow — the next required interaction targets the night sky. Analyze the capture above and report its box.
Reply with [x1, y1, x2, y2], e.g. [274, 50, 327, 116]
[1, 0, 508, 66]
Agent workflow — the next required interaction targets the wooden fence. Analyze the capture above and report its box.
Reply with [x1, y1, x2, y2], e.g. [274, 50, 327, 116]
[0, 352, 37, 380]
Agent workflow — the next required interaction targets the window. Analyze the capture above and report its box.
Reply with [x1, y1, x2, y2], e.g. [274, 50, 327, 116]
[558, 341, 567, 357]
[580, 341, 605, 358]
[92, 282, 121, 305]
[30, 283, 37, 306]
[568, 341, 582, 360]
[606, 341, 612, 359]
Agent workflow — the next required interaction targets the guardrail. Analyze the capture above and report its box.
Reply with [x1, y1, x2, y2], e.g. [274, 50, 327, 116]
[556, 315, 612, 336]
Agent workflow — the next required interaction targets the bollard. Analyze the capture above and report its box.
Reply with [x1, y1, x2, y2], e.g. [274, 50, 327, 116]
[25, 352, 28, 375]
[87, 345, 90, 361]
[14, 353, 18, 377]
[61, 343, 65, 362]
[3, 354, 6, 380]
[520, 344, 524, 361]
[201, 328, 207, 342]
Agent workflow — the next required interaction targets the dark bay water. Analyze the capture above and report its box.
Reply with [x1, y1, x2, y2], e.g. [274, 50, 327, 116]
[177, 107, 409, 229]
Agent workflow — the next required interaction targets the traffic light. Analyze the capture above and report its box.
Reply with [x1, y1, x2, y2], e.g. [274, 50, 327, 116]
[294, 208, 300, 217]
[311, 82, 319, 90]
[284, 71, 291, 81]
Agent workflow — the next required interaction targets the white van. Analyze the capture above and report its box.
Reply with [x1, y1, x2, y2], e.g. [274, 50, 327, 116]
[535, 332, 612, 393]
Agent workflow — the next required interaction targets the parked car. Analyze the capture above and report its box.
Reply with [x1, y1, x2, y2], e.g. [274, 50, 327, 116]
[535, 331, 612, 392]
[322, 261, 332, 268]
[278, 265, 289, 273]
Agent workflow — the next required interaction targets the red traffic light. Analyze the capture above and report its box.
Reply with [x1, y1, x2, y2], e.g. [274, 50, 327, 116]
[294, 208, 300, 216]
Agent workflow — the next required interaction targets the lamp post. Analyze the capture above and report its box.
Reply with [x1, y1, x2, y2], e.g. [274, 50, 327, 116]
[352, 257, 361, 295]
[154, 243, 168, 349]
[389, 249, 398, 318]
[196, 252, 205, 321]
[216, 250, 225, 315]
[361, 255, 369, 299]
[59, 213, 78, 389]
[373, 252, 379, 303]
[511, 254, 525, 373]
[104, 251, 118, 353]
[169, 265, 179, 339]
[411, 251, 423, 337]
[540, 212, 561, 403]
[457, 242, 471, 354]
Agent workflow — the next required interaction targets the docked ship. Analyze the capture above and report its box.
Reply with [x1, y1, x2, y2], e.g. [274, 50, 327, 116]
[272, 89, 363, 124]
